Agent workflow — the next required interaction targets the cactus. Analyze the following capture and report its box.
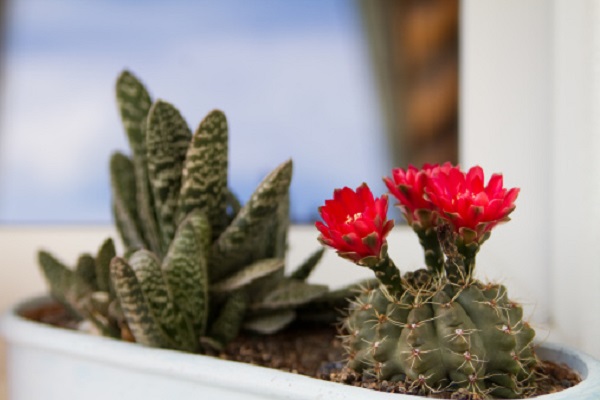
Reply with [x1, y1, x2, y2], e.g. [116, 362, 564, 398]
[38, 238, 124, 338]
[107, 70, 341, 351]
[317, 165, 537, 399]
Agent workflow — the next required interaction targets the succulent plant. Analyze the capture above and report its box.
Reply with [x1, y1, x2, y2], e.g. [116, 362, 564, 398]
[38, 238, 125, 338]
[107, 70, 343, 351]
[39, 70, 352, 352]
[317, 164, 537, 399]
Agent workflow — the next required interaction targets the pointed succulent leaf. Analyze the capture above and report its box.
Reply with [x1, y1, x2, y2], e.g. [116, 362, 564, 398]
[110, 256, 175, 348]
[76, 254, 97, 291]
[78, 291, 120, 338]
[295, 280, 376, 324]
[211, 258, 284, 294]
[243, 310, 296, 334]
[162, 210, 210, 339]
[178, 110, 229, 236]
[110, 152, 146, 251]
[115, 71, 161, 255]
[116, 70, 153, 154]
[126, 249, 193, 349]
[211, 160, 293, 281]
[38, 251, 92, 313]
[146, 100, 192, 251]
[95, 238, 116, 294]
[290, 248, 325, 281]
[263, 191, 289, 259]
[208, 290, 248, 348]
[251, 279, 329, 311]
[38, 251, 77, 310]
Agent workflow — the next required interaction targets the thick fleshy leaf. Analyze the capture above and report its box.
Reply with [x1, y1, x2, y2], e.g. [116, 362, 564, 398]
[146, 100, 192, 251]
[208, 290, 248, 347]
[110, 152, 145, 251]
[127, 250, 193, 349]
[244, 310, 296, 334]
[38, 251, 87, 315]
[162, 210, 210, 338]
[116, 70, 153, 153]
[178, 110, 228, 237]
[290, 248, 325, 281]
[110, 257, 175, 348]
[95, 238, 116, 294]
[211, 258, 284, 294]
[211, 160, 293, 281]
[115, 71, 161, 255]
[266, 191, 289, 259]
[250, 279, 329, 311]
[75, 254, 97, 291]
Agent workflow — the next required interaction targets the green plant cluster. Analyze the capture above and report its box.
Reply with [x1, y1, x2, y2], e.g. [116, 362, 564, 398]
[39, 71, 347, 352]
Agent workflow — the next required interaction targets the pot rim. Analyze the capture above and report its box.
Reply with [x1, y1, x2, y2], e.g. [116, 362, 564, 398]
[2, 295, 600, 399]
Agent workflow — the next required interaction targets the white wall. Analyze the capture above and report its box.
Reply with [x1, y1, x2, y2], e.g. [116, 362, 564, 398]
[462, 0, 600, 358]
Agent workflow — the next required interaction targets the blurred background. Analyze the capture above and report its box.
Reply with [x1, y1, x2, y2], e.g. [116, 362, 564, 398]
[0, 0, 459, 224]
[1, 2, 600, 397]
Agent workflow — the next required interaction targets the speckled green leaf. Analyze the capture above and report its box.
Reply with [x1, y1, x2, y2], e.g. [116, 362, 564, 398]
[126, 249, 194, 350]
[110, 152, 145, 251]
[146, 100, 192, 251]
[162, 210, 210, 339]
[178, 110, 228, 236]
[38, 251, 84, 314]
[290, 248, 325, 281]
[273, 191, 290, 258]
[110, 256, 175, 348]
[208, 290, 248, 347]
[76, 254, 97, 290]
[95, 238, 116, 294]
[251, 279, 328, 311]
[115, 71, 161, 255]
[211, 160, 293, 281]
[243, 309, 296, 334]
[211, 258, 284, 294]
[116, 70, 152, 153]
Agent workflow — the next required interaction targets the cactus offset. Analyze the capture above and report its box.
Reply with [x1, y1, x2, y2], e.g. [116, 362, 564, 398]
[317, 164, 537, 399]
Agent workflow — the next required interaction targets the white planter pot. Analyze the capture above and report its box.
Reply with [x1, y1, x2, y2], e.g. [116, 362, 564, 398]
[2, 296, 600, 400]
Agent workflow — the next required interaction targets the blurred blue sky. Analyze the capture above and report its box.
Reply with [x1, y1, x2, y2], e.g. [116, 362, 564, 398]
[0, 0, 389, 223]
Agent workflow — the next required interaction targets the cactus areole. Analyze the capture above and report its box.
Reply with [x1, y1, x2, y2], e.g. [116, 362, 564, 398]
[317, 164, 537, 399]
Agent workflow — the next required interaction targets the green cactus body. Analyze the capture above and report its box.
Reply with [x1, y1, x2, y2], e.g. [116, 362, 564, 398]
[316, 174, 538, 398]
[344, 270, 536, 398]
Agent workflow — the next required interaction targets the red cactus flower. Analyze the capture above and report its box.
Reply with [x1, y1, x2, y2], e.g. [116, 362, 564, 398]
[384, 163, 452, 228]
[425, 165, 519, 243]
[316, 183, 394, 264]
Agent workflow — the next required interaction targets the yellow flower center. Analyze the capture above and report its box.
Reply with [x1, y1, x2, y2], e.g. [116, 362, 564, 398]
[345, 212, 362, 224]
